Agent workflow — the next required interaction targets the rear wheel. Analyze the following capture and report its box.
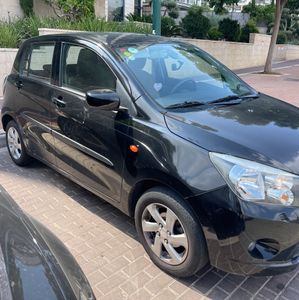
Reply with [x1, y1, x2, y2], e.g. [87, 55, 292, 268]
[135, 187, 208, 277]
[6, 120, 32, 166]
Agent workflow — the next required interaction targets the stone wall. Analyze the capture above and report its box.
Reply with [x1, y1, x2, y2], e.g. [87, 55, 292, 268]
[177, 34, 272, 70]
[0, 49, 18, 95]
[0, 0, 23, 21]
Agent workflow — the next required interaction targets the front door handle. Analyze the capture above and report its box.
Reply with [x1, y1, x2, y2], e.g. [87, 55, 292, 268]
[52, 97, 66, 108]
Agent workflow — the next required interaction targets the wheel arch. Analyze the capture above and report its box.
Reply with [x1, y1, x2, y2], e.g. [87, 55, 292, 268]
[1, 114, 14, 131]
[127, 173, 195, 218]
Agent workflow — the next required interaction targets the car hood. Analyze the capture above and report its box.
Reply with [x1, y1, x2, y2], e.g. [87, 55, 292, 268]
[165, 94, 299, 175]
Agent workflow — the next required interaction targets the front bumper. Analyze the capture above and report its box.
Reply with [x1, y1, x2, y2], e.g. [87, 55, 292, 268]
[189, 186, 299, 276]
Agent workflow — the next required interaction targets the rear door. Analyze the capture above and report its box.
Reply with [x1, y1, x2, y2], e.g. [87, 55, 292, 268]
[50, 42, 132, 202]
[16, 42, 57, 165]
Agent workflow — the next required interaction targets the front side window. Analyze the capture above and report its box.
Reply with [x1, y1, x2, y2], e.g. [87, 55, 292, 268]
[114, 42, 256, 108]
[62, 45, 116, 93]
[27, 44, 55, 82]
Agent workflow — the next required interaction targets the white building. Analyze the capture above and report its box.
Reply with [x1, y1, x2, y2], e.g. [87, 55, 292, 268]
[0, 0, 139, 22]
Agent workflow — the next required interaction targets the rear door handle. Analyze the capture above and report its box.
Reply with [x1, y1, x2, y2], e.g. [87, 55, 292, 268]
[52, 97, 66, 108]
[15, 81, 23, 89]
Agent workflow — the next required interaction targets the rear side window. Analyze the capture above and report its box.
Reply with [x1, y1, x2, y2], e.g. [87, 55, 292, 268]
[61, 44, 116, 93]
[23, 43, 55, 82]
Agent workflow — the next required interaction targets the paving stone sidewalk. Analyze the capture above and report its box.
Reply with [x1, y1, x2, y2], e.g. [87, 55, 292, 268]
[0, 148, 299, 300]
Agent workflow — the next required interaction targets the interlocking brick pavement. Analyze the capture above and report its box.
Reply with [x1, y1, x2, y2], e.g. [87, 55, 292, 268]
[1, 147, 299, 300]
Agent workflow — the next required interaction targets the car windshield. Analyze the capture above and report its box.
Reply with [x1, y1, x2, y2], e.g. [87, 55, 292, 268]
[114, 42, 256, 108]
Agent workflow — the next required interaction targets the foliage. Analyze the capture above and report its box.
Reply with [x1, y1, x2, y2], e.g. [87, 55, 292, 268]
[239, 19, 259, 42]
[45, 0, 95, 20]
[218, 18, 240, 41]
[207, 26, 223, 40]
[279, 7, 299, 42]
[126, 13, 152, 23]
[161, 16, 181, 37]
[0, 23, 19, 48]
[276, 31, 288, 44]
[286, 0, 299, 10]
[162, 0, 179, 19]
[243, 4, 275, 26]
[181, 5, 211, 39]
[20, 0, 34, 17]
[0, 16, 152, 48]
[208, 0, 239, 14]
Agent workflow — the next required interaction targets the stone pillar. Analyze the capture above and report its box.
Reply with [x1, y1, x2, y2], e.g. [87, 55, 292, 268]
[95, 0, 108, 19]
[124, 0, 135, 17]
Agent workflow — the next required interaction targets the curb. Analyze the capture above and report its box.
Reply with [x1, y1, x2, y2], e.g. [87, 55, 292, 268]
[0, 129, 4, 135]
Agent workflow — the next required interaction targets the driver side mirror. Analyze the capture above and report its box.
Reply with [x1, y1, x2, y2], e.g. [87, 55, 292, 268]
[86, 89, 120, 110]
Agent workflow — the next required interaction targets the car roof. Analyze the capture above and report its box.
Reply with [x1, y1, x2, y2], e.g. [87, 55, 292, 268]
[25, 32, 168, 48]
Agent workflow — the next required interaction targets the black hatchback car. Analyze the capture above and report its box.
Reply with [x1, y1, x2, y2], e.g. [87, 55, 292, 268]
[2, 32, 299, 278]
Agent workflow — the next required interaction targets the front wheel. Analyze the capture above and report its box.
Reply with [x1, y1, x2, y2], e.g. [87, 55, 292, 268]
[135, 187, 209, 278]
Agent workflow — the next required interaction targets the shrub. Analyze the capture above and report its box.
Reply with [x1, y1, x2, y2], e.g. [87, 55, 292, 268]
[277, 31, 288, 44]
[45, 0, 95, 20]
[0, 24, 19, 48]
[161, 16, 181, 37]
[243, 4, 275, 26]
[181, 5, 211, 39]
[218, 18, 240, 42]
[207, 26, 223, 40]
[126, 13, 152, 23]
[0, 16, 152, 48]
[239, 19, 259, 43]
[20, 0, 34, 17]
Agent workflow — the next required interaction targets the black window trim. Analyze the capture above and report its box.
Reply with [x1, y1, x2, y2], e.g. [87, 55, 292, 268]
[59, 41, 118, 95]
[21, 41, 57, 84]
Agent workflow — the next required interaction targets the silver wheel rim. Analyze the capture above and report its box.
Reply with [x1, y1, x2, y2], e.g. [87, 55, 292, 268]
[7, 127, 22, 160]
[141, 203, 189, 266]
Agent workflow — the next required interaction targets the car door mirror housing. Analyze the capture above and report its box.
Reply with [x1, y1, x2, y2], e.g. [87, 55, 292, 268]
[86, 89, 120, 110]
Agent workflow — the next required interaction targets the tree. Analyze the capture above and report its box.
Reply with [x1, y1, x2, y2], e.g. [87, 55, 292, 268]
[20, 0, 34, 16]
[208, 0, 239, 14]
[286, 0, 299, 10]
[264, 0, 288, 73]
[218, 18, 240, 41]
[181, 6, 211, 39]
[162, 0, 179, 19]
[45, 0, 95, 20]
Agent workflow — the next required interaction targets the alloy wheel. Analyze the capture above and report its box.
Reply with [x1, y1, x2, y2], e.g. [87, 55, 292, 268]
[141, 203, 189, 265]
[7, 127, 22, 160]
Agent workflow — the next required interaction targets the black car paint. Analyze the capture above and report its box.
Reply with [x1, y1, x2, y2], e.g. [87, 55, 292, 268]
[0, 185, 95, 300]
[2, 32, 299, 276]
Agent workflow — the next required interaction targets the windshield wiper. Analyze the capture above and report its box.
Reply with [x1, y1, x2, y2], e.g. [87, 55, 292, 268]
[166, 101, 205, 109]
[208, 93, 259, 105]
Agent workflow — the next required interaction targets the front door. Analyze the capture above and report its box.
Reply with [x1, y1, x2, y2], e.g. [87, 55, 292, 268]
[50, 43, 130, 202]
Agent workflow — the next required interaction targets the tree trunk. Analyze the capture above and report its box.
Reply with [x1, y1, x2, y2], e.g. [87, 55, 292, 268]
[264, 1, 285, 73]
[252, 0, 256, 9]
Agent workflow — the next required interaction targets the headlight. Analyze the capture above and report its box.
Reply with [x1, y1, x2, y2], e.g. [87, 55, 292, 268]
[209, 152, 299, 206]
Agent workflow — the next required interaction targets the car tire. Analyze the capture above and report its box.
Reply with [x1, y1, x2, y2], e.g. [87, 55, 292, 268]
[6, 120, 32, 166]
[135, 187, 209, 278]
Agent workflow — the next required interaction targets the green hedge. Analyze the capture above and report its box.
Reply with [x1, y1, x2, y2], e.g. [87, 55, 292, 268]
[0, 16, 152, 48]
